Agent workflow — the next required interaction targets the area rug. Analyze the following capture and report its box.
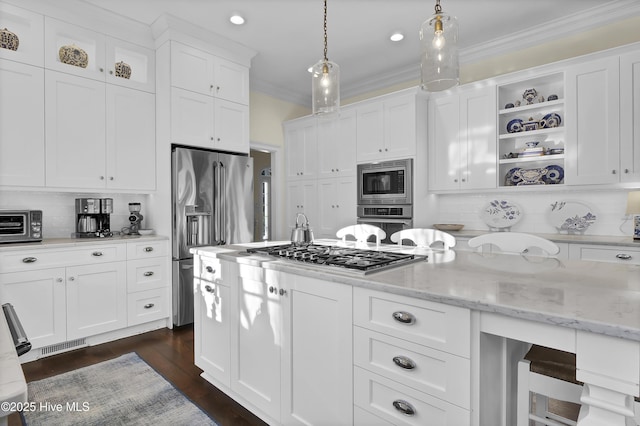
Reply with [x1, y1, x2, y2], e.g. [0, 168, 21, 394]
[22, 352, 218, 426]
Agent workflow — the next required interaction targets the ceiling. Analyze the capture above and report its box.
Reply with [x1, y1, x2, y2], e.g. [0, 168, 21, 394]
[79, 0, 639, 107]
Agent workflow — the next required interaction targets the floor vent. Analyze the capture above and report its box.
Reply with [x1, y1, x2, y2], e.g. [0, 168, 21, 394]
[40, 338, 87, 356]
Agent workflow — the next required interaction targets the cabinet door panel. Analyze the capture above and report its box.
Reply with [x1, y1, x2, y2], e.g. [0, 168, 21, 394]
[356, 102, 384, 162]
[195, 279, 230, 386]
[0, 268, 66, 348]
[0, 60, 44, 186]
[428, 95, 460, 191]
[214, 58, 249, 105]
[462, 86, 496, 190]
[620, 51, 640, 182]
[384, 94, 416, 159]
[214, 99, 249, 153]
[285, 119, 317, 180]
[66, 262, 127, 339]
[170, 41, 214, 95]
[45, 71, 106, 188]
[170, 87, 214, 149]
[106, 85, 156, 190]
[565, 57, 620, 185]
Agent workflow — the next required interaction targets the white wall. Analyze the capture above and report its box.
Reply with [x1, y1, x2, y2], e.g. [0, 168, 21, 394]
[0, 191, 151, 238]
[424, 189, 632, 237]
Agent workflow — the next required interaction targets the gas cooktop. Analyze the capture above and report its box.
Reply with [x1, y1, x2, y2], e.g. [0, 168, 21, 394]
[245, 243, 426, 274]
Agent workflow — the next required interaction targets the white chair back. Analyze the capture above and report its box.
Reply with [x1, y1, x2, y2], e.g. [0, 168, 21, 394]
[467, 232, 560, 256]
[390, 228, 456, 250]
[336, 224, 386, 246]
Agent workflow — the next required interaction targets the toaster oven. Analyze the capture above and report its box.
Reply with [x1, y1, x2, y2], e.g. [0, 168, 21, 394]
[0, 210, 42, 244]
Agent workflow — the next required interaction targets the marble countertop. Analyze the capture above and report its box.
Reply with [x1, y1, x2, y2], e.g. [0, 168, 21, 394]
[0, 235, 168, 252]
[448, 229, 640, 247]
[193, 239, 640, 342]
[0, 309, 27, 418]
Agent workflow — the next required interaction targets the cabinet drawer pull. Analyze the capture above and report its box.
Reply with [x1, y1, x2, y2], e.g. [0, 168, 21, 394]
[206, 266, 215, 273]
[392, 355, 416, 370]
[392, 399, 416, 416]
[143, 303, 155, 309]
[22, 257, 37, 263]
[392, 311, 416, 325]
[204, 285, 215, 294]
[144, 247, 154, 252]
[143, 271, 154, 277]
[92, 251, 103, 257]
[616, 254, 632, 260]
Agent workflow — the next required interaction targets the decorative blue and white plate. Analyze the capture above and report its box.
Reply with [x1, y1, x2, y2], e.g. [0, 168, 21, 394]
[548, 200, 597, 234]
[480, 199, 523, 230]
[507, 118, 523, 133]
[541, 164, 564, 184]
[540, 113, 562, 129]
[505, 167, 522, 186]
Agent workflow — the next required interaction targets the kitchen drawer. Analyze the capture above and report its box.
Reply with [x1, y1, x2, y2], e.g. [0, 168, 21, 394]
[568, 244, 640, 265]
[126, 240, 168, 260]
[127, 258, 167, 293]
[0, 245, 125, 272]
[354, 367, 469, 426]
[353, 287, 470, 358]
[354, 405, 393, 426]
[354, 326, 470, 409]
[127, 288, 167, 326]
[198, 256, 222, 283]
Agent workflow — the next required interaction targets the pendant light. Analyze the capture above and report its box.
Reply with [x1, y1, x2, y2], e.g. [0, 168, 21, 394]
[420, 0, 459, 92]
[311, 0, 340, 115]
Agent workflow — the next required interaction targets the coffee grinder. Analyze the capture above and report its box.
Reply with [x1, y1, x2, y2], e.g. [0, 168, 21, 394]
[127, 202, 143, 235]
[75, 198, 113, 238]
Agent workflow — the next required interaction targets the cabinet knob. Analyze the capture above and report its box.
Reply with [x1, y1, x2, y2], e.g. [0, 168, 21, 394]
[99, 67, 104, 73]
[612, 170, 617, 174]
[144, 303, 155, 309]
[385, 148, 388, 152]
[392, 355, 417, 370]
[22, 257, 37, 263]
[143, 271, 154, 277]
[462, 178, 466, 182]
[210, 84, 214, 90]
[57, 278, 63, 283]
[392, 311, 416, 325]
[217, 137, 221, 142]
[100, 176, 105, 180]
[392, 400, 416, 416]
[109, 176, 114, 181]
[336, 168, 339, 172]
[216, 86, 220, 92]
[109, 70, 113, 75]
[69, 276, 75, 281]
[331, 168, 335, 172]
[616, 254, 632, 260]
[454, 179, 458, 183]
[92, 251, 103, 257]
[625, 169, 630, 174]
[206, 266, 215, 273]
[379, 149, 382, 152]
[211, 137, 214, 141]
[279, 288, 287, 296]
[204, 285, 215, 294]
[269, 286, 275, 293]
[144, 247, 154, 252]
[336, 204, 339, 208]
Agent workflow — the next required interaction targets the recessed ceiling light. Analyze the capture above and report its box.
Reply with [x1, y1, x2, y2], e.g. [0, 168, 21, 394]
[230, 14, 245, 25]
[390, 32, 404, 42]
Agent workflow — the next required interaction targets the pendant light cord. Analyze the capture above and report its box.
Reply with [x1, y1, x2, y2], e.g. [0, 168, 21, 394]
[323, 0, 328, 62]
[434, 0, 442, 14]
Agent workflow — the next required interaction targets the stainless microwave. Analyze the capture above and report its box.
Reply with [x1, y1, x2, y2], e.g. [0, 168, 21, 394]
[357, 159, 413, 205]
[0, 210, 42, 244]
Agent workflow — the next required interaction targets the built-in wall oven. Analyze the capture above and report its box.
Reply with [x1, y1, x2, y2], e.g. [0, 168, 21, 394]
[357, 159, 413, 244]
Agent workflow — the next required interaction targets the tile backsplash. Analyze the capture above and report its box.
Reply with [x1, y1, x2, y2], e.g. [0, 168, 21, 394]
[0, 191, 152, 238]
[427, 189, 634, 237]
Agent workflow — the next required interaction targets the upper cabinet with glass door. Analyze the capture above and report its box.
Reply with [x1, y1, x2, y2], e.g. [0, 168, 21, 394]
[0, 2, 44, 66]
[497, 72, 565, 188]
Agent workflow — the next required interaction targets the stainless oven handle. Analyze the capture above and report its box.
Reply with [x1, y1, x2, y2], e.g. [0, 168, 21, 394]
[357, 218, 413, 226]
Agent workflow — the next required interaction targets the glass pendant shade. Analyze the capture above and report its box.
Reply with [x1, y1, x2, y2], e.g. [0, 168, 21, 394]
[420, 11, 459, 92]
[312, 59, 340, 115]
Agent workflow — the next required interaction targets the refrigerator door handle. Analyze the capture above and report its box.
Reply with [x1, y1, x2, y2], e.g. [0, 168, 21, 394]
[220, 161, 227, 245]
[213, 160, 222, 245]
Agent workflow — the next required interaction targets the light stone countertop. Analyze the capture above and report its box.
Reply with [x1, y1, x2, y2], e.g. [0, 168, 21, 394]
[193, 240, 640, 342]
[0, 309, 27, 419]
[0, 235, 168, 253]
[448, 229, 640, 247]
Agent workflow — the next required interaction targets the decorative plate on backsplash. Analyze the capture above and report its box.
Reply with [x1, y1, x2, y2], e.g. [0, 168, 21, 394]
[480, 199, 523, 230]
[548, 200, 597, 234]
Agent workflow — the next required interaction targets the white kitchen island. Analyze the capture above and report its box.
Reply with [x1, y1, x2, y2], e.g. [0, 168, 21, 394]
[192, 241, 640, 426]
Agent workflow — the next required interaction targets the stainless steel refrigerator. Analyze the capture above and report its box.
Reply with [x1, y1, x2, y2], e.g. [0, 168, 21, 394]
[172, 146, 253, 326]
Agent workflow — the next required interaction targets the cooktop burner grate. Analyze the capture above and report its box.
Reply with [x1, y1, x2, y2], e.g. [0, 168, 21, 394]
[246, 243, 425, 273]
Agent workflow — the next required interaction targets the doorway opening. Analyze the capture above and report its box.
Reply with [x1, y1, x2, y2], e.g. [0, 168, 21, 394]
[250, 149, 272, 241]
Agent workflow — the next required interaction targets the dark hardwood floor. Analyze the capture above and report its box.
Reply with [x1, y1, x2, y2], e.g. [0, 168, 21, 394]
[8, 325, 268, 426]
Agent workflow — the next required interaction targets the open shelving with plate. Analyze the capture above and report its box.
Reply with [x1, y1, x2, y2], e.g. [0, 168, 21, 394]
[497, 72, 565, 188]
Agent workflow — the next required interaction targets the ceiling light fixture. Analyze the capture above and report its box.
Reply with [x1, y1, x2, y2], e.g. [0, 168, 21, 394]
[390, 32, 404, 42]
[419, 0, 459, 92]
[229, 14, 245, 25]
[311, 0, 339, 115]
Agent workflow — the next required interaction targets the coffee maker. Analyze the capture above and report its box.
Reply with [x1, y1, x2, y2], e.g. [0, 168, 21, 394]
[127, 202, 143, 235]
[75, 198, 113, 238]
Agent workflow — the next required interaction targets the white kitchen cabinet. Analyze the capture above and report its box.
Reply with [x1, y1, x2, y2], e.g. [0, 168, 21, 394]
[0, 59, 45, 187]
[565, 57, 620, 185]
[106, 84, 156, 191]
[356, 91, 417, 163]
[214, 98, 249, 153]
[284, 117, 317, 180]
[316, 176, 356, 239]
[317, 108, 357, 178]
[286, 179, 317, 230]
[66, 261, 127, 340]
[0, 2, 44, 66]
[428, 85, 497, 191]
[194, 256, 230, 387]
[126, 240, 169, 326]
[280, 273, 353, 426]
[170, 87, 214, 149]
[620, 50, 640, 183]
[46, 70, 156, 190]
[105, 36, 155, 93]
[229, 262, 282, 421]
[0, 268, 66, 349]
[568, 243, 640, 265]
[45, 70, 106, 188]
[171, 41, 249, 105]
